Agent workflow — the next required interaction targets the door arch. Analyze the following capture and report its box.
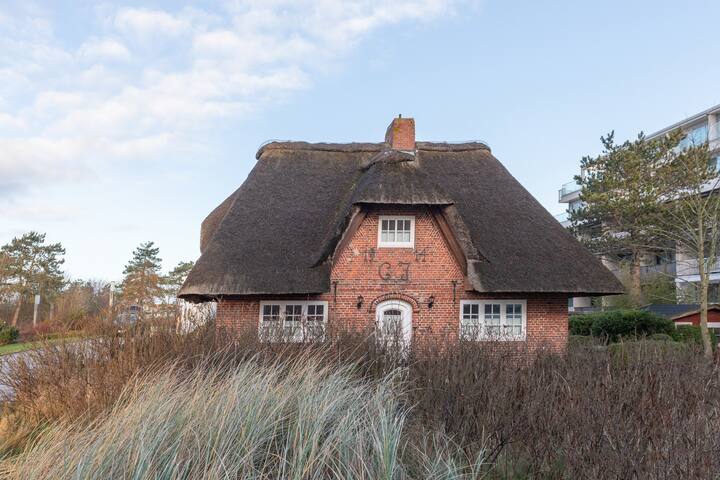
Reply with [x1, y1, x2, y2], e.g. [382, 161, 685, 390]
[375, 299, 413, 347]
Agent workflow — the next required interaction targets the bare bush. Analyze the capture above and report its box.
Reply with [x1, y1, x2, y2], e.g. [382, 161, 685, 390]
[1, 326, 719, 478]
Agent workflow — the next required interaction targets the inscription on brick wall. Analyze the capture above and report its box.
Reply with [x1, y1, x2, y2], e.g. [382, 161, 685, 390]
[378, 261, 411, 283]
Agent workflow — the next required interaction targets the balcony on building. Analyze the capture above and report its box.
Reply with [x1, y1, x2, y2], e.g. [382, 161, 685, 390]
[553, 211, 571, 228]
[558, 180, 581, 203]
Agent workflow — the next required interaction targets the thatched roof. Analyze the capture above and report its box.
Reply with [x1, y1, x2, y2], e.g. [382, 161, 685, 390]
[180, 141, 623, 300]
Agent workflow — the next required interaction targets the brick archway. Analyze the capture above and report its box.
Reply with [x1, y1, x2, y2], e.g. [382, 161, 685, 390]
[368, 292, 421, 313]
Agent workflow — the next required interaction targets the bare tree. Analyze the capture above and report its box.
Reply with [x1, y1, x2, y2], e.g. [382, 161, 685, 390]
[654, 142, 720, 359]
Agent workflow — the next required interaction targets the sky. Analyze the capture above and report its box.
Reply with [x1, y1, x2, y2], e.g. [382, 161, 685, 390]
[1, 0, 719, 281]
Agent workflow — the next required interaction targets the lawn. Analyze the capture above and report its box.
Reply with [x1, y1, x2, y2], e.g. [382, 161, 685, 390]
[0, 336, 83, 356]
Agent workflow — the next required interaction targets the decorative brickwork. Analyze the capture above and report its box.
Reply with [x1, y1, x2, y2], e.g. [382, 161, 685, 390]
[216, 206, 569, 352]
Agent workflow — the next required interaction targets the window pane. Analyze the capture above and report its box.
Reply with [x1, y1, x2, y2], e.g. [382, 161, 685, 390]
[484, 304, 501, 336]
[461, 303, 480, 339]
[382, 219, 389, 231]
[504, 304, 523, 337]
[305, 304, 325, 340]
[388, 219, 395, 230]
[262, 304, 280, 321]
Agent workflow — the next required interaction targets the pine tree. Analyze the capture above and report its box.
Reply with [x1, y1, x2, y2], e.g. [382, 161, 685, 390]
[0, 232, 66, 326]
[571, 131, 682, 305]
[120, 242, 164, 319]
[163, 260, 194, 303]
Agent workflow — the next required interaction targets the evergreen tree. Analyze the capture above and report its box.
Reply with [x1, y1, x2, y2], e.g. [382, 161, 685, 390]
[120, 242, 164, 318]
[571, 131, 682, 305]
[163, 260, 194, 303]
[0, 232, 66, 326]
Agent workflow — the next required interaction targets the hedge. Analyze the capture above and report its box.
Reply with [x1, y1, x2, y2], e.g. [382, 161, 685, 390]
[673, 325, 718, 347]
[569, 310, 674, 343]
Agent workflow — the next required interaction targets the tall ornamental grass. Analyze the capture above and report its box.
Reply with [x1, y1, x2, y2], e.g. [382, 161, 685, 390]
[9, 358, 487, 480]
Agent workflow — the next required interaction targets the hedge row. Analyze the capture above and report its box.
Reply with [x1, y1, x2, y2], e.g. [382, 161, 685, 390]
[569, 310, 716, 345]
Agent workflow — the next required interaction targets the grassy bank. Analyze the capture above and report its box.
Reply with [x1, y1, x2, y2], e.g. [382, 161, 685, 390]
[1, 326, 719, 478]
[0, 336, 83, 356]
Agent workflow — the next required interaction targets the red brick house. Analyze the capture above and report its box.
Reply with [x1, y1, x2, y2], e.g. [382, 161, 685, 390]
[179, 117, 622, 352]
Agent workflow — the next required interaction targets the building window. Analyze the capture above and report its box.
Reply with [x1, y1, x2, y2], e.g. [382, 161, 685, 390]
[712, 155, 720, 172]
[459, 300, 527, 341]
[259, 301, 328, 342]
[378, 216, 415, 248]
[460, 303, 480, 339]
[678, 123, 709, 150]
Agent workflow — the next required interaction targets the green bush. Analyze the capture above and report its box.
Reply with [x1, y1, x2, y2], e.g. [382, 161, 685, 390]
[0, 322, 19, 345]
[568, 316, 594, 336]
[569, 310, 674, 343]
[672, 325, 718, 347]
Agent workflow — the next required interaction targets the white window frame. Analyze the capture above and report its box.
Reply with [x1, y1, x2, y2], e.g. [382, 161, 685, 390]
[459, 300, 527, 341]
[258, 300, 328, 343]
[377, 215, 415, 248]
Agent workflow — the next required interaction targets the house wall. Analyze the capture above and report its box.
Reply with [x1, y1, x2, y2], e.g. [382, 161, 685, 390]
[217, 207, 569, 352]
[673, 309, 720, 326]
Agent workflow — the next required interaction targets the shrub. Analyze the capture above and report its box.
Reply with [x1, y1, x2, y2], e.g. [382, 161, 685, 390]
[4, 327, 720, 478]
[570, 310, 674, 343]
[10, 361, 489, 479]
[568, 335, 595, 347]
[608, 338, 687, 357]
[568, 316, 594, 336]
[0, 322, 19, 345]
[648, 333, 674, 342]
[673, 324, 718, 347]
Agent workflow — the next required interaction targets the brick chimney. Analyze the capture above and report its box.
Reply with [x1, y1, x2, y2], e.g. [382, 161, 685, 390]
[385, 115, 415, 151]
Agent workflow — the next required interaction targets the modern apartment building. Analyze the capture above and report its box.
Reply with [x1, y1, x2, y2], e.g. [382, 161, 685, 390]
[557, 104, 720, 309]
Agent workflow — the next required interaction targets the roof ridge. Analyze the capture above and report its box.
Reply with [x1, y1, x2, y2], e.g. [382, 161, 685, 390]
[256, 140, 491, 159]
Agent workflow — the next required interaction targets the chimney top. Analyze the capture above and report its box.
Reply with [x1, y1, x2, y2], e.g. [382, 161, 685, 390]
[385, 116, 415, 152]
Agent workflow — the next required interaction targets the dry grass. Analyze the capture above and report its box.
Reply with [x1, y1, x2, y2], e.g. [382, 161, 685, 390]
[1, 325, 719, 478]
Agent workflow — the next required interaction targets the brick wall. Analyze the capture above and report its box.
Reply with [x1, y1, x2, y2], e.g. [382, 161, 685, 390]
[216, 206, 569, 352]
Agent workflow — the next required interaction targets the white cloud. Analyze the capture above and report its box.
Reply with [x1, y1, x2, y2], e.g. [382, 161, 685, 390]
[114, 8, 191, 39]
[78, 38, 130, 61]
[0, 1, 466, 202]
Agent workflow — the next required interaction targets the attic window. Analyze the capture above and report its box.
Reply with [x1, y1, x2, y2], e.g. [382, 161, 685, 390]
[378, 216, 415, 248]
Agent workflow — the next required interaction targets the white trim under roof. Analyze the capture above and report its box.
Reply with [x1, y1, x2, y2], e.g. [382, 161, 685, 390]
[646, 104, 720, 140]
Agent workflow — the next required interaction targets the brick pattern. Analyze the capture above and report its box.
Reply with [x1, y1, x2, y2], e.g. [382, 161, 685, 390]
[385, 117, 415, 151]
[216, 206, 569, 352]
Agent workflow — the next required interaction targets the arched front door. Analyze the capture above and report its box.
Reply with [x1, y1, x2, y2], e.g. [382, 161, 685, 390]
[375, 300, 413, 348]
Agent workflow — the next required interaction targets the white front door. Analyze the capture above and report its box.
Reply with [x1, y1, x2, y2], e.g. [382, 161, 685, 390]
[376, 300, 412, 348]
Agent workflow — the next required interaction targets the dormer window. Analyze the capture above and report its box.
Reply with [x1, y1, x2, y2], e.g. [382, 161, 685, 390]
[378, 215, 415, 248]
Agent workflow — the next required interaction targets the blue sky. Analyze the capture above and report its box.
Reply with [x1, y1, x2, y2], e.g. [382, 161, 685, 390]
[1, 0, 719, 280]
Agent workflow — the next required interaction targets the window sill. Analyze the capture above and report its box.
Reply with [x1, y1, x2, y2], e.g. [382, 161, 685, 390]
[461, 336, 527, 342]
[377, 243, 415, 249]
